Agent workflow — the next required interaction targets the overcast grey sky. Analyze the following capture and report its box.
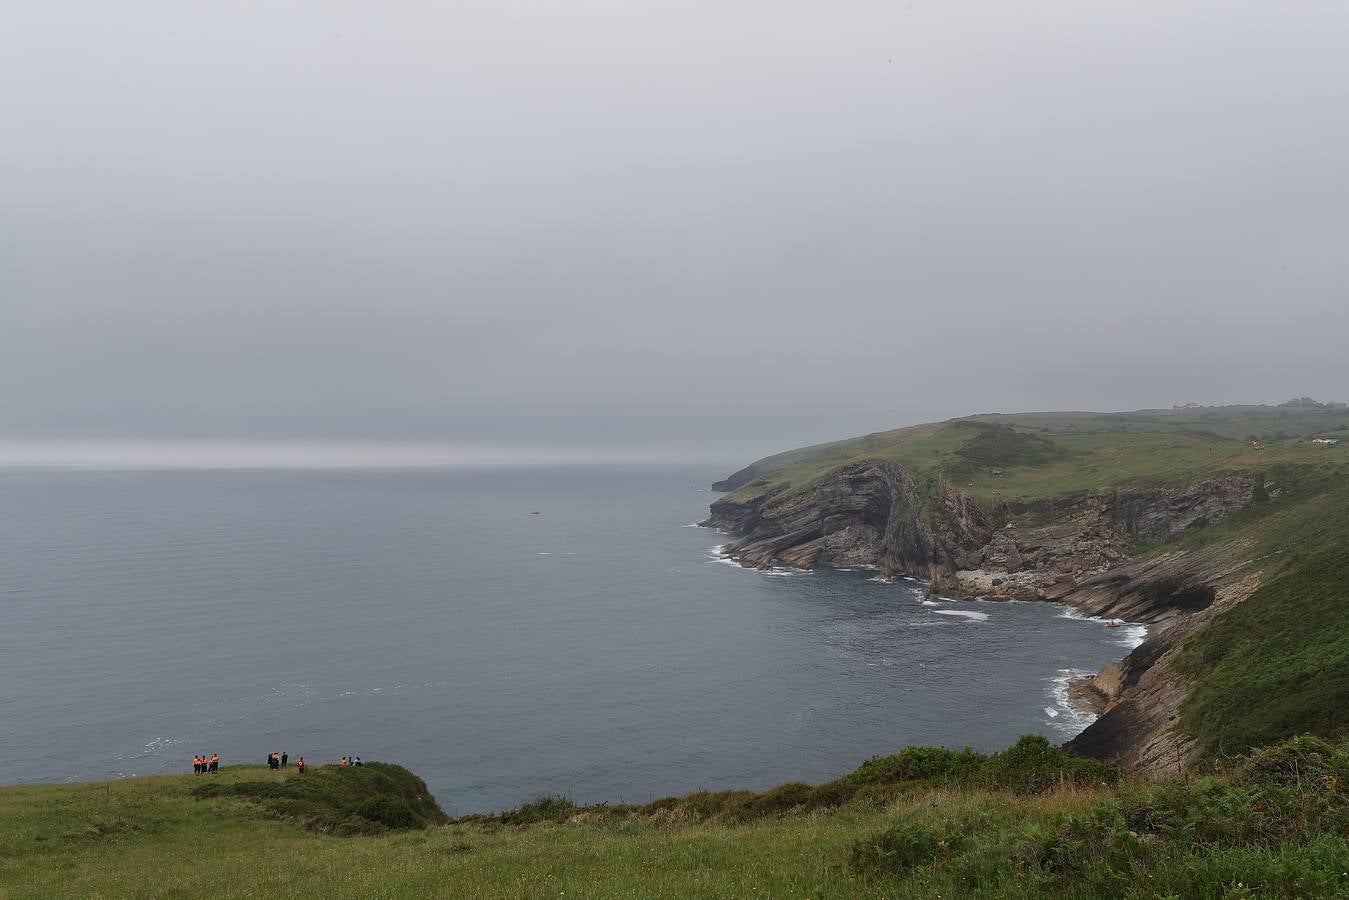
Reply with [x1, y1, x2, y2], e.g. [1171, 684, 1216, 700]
[3, 1, 1347, 463]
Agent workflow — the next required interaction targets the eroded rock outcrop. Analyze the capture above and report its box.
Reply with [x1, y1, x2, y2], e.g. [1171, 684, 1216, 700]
[705, 460, 954, 574]
[708, 461, 1255, 603]
[954, 478, 1254, 599]
[1063, 544, 1264, 775]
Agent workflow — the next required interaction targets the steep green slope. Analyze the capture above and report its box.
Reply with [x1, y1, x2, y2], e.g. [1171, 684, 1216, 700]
[1175, 468, 1349, 756]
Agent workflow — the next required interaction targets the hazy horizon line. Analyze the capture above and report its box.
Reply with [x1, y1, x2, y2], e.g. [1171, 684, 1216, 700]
[0, 439, 756, 471]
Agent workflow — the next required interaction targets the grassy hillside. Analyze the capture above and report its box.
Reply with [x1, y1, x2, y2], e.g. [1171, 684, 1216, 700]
[3, 737, 1347, 898]
[723, 405, 1349, 504]
[1172, 466, 1349, 757]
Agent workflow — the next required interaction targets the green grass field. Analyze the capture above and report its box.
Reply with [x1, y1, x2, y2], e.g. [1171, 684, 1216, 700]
[726, 405, 1349, 504]
[2, 737, 1346, 898]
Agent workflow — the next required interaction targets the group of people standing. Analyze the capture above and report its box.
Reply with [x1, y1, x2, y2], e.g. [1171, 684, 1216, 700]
[188, 751, 347, 776]
[267, 751, 308, 773]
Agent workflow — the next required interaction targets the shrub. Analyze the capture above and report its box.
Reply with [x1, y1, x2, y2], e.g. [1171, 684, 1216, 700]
[497, 795, 579, 826]
[734, 782, 813, 819]
[980, 735, 1120, 793]
[851, 817, 977, 874]
[1014, 736, 1349, 891]
[356, 797, 419, 830]
[846, 745, 987, 788]
[193, 763, 447, 834]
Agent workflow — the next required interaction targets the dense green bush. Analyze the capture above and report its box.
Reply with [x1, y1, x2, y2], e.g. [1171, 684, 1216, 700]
[496, 795, 580, 825]
[851, 817, 977, 874]
[193, 763, 446, 834]
[846, 745, 987, 788]
[847, 736, 1349, 897]
[981, 735, 1120, 793]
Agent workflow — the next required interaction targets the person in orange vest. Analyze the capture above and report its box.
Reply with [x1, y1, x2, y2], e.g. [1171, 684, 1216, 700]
[192, 755, 201, 775]
[209, 753, 220, 774]
[340, 756, 349, 766]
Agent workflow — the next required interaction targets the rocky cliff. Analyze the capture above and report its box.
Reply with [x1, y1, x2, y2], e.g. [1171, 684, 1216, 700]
[705, 458, 1267, 773]
[1061, 541, 1265, 775]
[703, 460, 974, 574]
[706, 460, 1255, 601]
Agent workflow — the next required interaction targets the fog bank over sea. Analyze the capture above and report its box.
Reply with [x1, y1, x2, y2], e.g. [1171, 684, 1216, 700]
[0, 441, 750, 470]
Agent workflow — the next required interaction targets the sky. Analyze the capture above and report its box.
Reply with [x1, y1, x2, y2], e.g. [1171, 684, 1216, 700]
[3, 1, 1347, 466]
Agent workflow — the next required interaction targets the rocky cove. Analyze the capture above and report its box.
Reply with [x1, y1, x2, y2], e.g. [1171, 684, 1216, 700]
[703, 460, 1272, 776]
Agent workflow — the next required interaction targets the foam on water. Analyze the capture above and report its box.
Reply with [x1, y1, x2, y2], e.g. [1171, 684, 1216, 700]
[933, 609, 990, 622]
[706, 544, 743, 568]
[706, 543, 812, 577]
[1058, 607, 1148, 649]
[1045, 668, 1099, 738]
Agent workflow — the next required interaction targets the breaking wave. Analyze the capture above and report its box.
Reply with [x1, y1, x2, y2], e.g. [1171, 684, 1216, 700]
[1046, 668, 1099, 738]
[1058, 607, 1148, 649]
[932, 609, 990, 622]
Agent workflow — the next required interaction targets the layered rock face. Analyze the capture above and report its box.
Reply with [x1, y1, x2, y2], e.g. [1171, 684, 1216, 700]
[705, 459, 1266, 773]
[1112, 477, 1258, 543]
[703, 460, 953, 574]
[707, 459, 1255, 605]
[1062, 542, 1264, 775]
[950, 476, 1256, 604]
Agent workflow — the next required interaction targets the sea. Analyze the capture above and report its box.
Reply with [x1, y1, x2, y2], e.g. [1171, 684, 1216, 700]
[0, 464, 1144, 814]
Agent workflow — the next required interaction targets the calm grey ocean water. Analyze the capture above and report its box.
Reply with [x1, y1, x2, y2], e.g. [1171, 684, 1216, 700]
[0, 465, 1141, 814]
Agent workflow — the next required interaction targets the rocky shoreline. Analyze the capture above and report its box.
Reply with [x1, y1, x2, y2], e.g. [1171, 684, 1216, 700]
[704, 459, 1270, 775]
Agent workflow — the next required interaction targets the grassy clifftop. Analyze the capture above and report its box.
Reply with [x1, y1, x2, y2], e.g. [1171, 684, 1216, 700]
[719, 405, 1349, 504]
[3, 737, 1347, 897]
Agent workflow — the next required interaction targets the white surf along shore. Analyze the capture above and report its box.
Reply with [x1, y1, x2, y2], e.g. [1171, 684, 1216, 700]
[702, 537, 1147, 740]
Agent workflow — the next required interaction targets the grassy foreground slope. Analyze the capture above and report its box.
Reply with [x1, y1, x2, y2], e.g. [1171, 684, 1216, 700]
[3, 737, 1347, 898]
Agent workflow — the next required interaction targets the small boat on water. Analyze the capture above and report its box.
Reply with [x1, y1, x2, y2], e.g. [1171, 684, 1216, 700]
[1105, 619, 1124, 628]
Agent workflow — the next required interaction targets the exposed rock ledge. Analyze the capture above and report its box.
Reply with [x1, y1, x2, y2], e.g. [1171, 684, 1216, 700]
[703, 459, 1266, 772]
